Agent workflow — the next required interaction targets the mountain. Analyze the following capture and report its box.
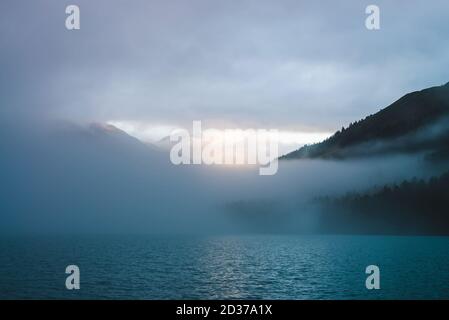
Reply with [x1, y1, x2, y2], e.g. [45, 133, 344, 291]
[281, 82, 449, 160]
[0, 120, 221, 234]
[153, 135, 173, 150]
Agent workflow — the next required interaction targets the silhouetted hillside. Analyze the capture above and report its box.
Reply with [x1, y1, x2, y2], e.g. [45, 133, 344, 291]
[318, 171, 449, 235]
[282, 82, 449, 159]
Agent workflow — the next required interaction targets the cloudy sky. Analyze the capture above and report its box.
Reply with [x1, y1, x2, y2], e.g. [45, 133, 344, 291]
[1, 0, 449, 141]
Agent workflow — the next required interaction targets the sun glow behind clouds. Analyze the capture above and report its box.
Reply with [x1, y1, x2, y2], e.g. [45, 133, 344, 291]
[108, 120, 331, 156]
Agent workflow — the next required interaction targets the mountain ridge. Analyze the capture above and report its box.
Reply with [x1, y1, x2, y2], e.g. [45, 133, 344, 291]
[281, 82, 449, 160]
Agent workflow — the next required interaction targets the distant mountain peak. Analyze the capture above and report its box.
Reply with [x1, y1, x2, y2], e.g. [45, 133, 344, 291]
[89, 122, 127, 135]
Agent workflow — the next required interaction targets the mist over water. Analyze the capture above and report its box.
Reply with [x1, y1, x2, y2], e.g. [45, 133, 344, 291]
[1, 118, 445, 235]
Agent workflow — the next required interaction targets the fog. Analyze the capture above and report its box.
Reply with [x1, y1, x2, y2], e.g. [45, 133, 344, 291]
[1, 1, 448, 236]
[1, 118, 446, 235]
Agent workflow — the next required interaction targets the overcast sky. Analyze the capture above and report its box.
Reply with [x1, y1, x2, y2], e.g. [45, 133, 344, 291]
[1, 0, 449, 134]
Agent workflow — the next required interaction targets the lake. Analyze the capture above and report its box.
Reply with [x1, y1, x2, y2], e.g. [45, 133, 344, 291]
[1, 235, 448, 299]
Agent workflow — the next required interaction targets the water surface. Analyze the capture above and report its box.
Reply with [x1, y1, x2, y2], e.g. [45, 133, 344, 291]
[0, 235, 448, 299]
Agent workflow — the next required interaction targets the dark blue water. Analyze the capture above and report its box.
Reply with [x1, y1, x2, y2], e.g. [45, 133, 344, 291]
[1, 235, 448, 299]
